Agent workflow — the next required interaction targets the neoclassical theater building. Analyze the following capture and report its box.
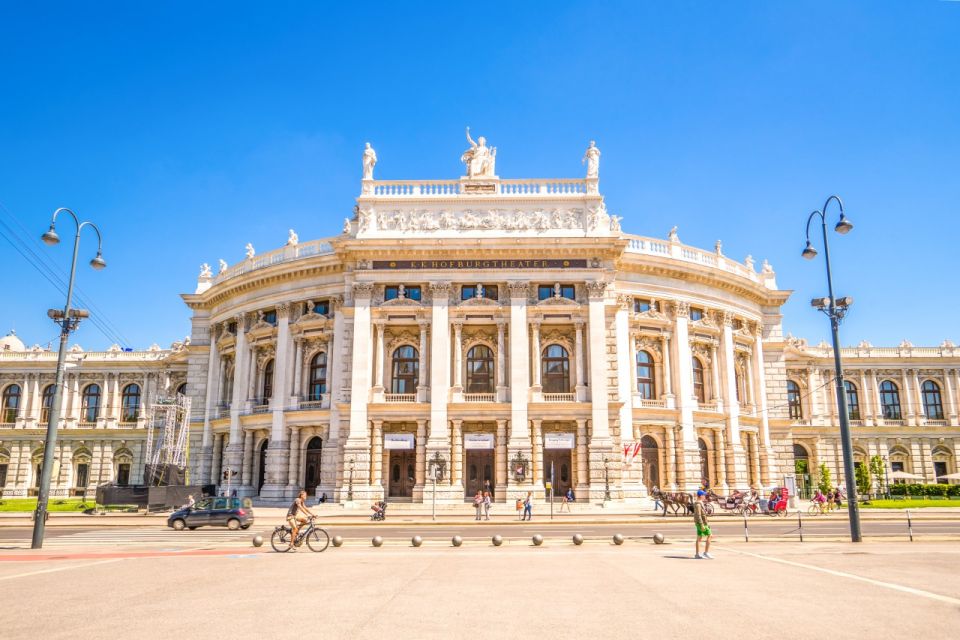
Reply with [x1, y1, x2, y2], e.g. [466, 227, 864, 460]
[1, 134, 958, 502]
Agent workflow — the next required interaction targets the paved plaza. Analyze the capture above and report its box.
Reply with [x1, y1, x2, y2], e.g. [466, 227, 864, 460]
[2, 537, 958, 639]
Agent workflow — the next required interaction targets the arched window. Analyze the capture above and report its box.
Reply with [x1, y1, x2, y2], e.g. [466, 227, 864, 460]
[844, 381, 861, 420]
[635, 350, 655, 399]
[879, 381, 901, 420]
[121, 384, 141, 423]
[391, 346, 419, 394]
[308, 352, 328, 401]
[1, 384, 20, 423]
[734, 370, 744, 404]
[81, 384, 101, 423]
[262, 359, 274, 400]
[542, 345, 570, 394]
[698, 438, 710, 487]
[41, 384, 55, 423]
[691, 357, 705, 403]
[787, 381, 802, 419]
[466, 345, 494, 393]
[922, 381, 944, 420]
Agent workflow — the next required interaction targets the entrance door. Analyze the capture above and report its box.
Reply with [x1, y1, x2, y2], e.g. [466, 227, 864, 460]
[543, 450, 572, 498]
[641, 435, 659, 491]
[257, 441, 268, 492]
[304, 437, 323, 495]
[464, 450, 494, 498]
[388, 451, 415, 498]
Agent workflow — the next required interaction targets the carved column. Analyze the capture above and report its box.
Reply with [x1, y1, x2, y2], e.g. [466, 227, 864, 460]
[944, 369, 957, 422]
[901, 369, 916, 424]
[292, 337, 303, 399]
[428, 282, 452, 448]
[507, 282, 531, 450]
[576, 418, 589, 493]
[716, 427, 728, 492]
[226, 314, 249, 482]
[806, 368, 819, 421]
[751, 323, 774, 486]
[670, 301, 698, 490]
[575, 320, 586, 401]
[370, 420, 383, 486]
[415, 419, 426, 489]
[495, 419, 507, 498]
[720, 312, 743, 487]
[664, 425, 677, 490]
[586, 281, 610, 442]
[531, 419, 543, 488]
[345, 281, 375, 500]
[530, 321, 542, 391]
[451, 321, 464, 400]
[496, 319, 507, 402]
[661, 333, 674, 405]
[710, 342, 723, 412]
[417, 321, 429, 402]
[372, 321, 385, 395]
[451, 419, 463, 488]
[287, 426, 300, 489]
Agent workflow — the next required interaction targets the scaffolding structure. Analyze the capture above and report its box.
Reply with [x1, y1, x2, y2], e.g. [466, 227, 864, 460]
[144, 393, 192, 480]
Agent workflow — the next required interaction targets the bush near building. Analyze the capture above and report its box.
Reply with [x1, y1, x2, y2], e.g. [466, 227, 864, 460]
[888, 483, 960, 497]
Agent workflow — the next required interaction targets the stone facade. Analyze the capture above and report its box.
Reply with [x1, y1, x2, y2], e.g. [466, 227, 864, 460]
[1, 136, 957, 502]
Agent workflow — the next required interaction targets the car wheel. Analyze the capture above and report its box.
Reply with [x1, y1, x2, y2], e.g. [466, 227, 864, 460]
[172, 519, 186, 531]
[227, 518, 241, 530]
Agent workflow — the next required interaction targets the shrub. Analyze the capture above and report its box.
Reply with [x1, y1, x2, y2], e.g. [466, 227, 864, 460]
[888, 483, 957, 497]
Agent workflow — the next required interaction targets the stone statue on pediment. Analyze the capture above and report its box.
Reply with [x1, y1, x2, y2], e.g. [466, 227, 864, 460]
[245, 243, 255, 259]
[287, 229, 299, 246]
[362, 142, 377, 180]
[199, 263, 212, 278]
[461, 127, 497, 178]
[582, 140, 600, 178]
[218, 259, 228, 274]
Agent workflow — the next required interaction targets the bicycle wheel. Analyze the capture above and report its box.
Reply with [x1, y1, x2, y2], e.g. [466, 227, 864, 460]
[306, 527, 330, 552]
[270, 528, 292, 552]
[807, 505, 820, 516]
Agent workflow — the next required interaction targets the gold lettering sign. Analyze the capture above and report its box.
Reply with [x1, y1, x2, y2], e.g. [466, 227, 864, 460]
[371, 259, 587, 270]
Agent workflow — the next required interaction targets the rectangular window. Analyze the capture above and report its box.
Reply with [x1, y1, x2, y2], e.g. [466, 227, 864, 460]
[935, 461, 948, 482]
[117, 463, 131, 486]
[538, 284, 575, 301]
[732, 318, 743, 330]
[263, 310, 277, 325]
[385, 285, 422, 301]
[311, 300, 330, 315]
[75, 463, 89, 488]
[227, 321, 237, 335]
[0, 463, 7, 487]
[690, 308, 704, 321]
[634, 299, 651, 313]
[461, 285, 498, 301]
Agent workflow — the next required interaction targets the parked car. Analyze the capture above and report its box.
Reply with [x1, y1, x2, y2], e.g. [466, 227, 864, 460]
[167, 497, 254, 531]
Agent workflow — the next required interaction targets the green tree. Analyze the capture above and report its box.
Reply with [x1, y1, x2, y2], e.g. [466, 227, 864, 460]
[855, 463, 871, 497]
[817, 462, 832, 494]
[869, 455, 887, 497]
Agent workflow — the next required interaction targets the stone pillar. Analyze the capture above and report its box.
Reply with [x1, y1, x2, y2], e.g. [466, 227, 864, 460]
[902, 369, 916, 424]
[870, 369, 883, 424]
[226, 314, 249, 482]
[530, 321, 542, 391]
[576, 418, 589, 494]
[586, 281, 610, 442]
[615, 296, 642, 497]
[417, 321, 430, 402]
[292, 338, 303, 399]
[661, 332, 675, 406]
[372, 321, 385, 396]
[806, 368, 819, 421]
[710, 342, 723, 412]
[716, 428, 729, 492]
[241, 430, 254, 487]
[507, 282, 531, 453]
[858, 369, 871, 426]
[671, 301, 699, 490]
[261, 304, 292, 499]
[451, 322, 464, 400]
[664, 426, 677, 490]
[720, 313, 744, 488]
[495, 419, 507, 499]
[345, 282, 375, 500]
[496, 320, 507, 402]
[211, 434, 223, 487]
[287, 426, 301, 489]
[370, 420, 383, 487]
[414, 419, 426, 498]
[428, 282, 452, 447]
[531, 419, 543, 488]
[451, 419, 463, 489]
[945, 369, 958, 423]
[573, 320, 586, 402]
[200, 328, 219, 482]
[752, 324, 775, 486]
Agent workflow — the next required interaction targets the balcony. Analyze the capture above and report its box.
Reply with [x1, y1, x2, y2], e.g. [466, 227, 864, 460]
[925, 419, 948, 427]
[542, 393, 576, 403]
[696, 402, 720, 413]
[879, 419, 905, 426]
[296, 394, 330, 411]
[384, 394, 417, 403]
[252, 404, 271, 415]
[633, 396, 666, 409]
[463, 393, 495, 403]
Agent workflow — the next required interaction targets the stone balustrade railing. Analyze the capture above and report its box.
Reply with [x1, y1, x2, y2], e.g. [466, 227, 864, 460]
[212, 239, 335, 285]
[364, 178, 592, 198]
[624, 235, 761, 284]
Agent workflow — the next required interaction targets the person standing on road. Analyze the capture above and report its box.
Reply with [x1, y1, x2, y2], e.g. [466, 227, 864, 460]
[693, 490, 713, 559]
[473, 490, 484, 520]
[522, 491, 533, 521]
[483, 491, 492, 520]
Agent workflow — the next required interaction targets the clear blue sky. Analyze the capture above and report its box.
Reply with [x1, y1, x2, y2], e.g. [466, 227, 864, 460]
[1, 2, 957, 351]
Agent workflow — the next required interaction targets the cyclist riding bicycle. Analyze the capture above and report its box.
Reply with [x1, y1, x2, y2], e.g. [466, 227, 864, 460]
[287, 490, 318, 543]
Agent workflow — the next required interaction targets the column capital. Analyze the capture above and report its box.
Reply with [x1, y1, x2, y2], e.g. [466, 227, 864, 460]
[429, 281, 452, 295]
[671, 300, 690, 318]
[721, 310, 736, 327]
[352, 281, 374, 299]
[276, 303, 290, 319]
[418, 320, 430, 331]
[507, 281, 529, 297]
[616, 294, 632, 310]
[585, 280, 608, 299]
[530, 320, 541, 331]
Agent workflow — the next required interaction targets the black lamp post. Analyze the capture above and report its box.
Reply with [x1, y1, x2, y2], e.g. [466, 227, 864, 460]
[802, 195, 861, 543]
[32, 208, 105, 549]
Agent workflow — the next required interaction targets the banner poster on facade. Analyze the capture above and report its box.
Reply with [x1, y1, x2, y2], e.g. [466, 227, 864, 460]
[383, 433, 415, 450]
[543, 433, 575, 449]
[463, 433, 495, 450]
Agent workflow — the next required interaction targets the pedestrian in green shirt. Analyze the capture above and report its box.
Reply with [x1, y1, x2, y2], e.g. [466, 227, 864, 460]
[693, 490, 713, 559]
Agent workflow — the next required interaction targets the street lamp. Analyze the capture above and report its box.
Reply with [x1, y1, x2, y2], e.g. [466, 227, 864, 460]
[32, 208, 105, 549]
[347, 457, 355, 502]
[802, 195, 861, 543]
[603, 456, 611, 502]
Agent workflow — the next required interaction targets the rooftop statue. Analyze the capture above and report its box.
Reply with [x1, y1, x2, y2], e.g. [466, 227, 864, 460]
[362, 142, 377, 180]
[199, 263, 212, 278]
[287, 229, 299, 246]
[582, 140, 600, 178]
[461, 127, 497, 178]
[245, 243, 255, 259]
[218, 259, 228, 274]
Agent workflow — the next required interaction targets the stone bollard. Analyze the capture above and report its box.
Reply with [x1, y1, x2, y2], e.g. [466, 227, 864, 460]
[411, 535, 423, 547]
[572, 534, 584, 546]
[532, 534, 544, 546]
[372, 536, 383, 547]
[452, 535, 463, 547]
[492, 534, 503, 546]
[332, 535, 344, 547]
[251, 535, 264, 547]
[653, 532, 665, 545]
[613, 533, 625, 545]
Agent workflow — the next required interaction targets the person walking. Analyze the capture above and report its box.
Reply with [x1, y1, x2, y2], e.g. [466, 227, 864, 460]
[522, 491, 533, 521]
[473, 490, 484, 521]
[483, 491, 492, 520]
[560, 487, 574, 513]
[693, 490, 713, 559]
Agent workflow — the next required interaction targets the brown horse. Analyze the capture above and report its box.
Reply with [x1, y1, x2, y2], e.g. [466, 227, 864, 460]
[652, 487, 694, 516]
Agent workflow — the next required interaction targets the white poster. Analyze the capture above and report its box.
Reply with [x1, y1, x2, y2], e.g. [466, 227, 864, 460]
[543, 432, 575, 449]
[463, 433, 495, 450]
[384, 433, 415, 450]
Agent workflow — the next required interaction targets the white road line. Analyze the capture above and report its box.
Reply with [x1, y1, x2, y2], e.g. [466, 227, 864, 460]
[726, 548, 960, 606]
[0, 558, 123, 582]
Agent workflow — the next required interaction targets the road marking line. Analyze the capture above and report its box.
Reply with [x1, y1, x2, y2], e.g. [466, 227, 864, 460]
[0, 558, 123, 581]
[726, 548, 960, 606]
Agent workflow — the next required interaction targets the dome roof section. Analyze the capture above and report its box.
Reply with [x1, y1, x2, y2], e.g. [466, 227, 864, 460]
[0, 330, 25, 352]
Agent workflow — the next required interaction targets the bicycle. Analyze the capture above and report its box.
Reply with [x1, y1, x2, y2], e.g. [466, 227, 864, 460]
[806, 501, 828, 516]
[270, 516, 330, 552]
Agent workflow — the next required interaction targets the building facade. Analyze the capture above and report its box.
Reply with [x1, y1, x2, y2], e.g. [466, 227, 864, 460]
[1, 135, 958, 501]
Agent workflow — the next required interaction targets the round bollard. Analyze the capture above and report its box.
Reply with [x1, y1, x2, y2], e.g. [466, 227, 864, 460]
[452, 535, 463, 547]
[532, 534, 544, 546]
[572, 533, 584, 546]
[613, 533, 625, 545]
[653, 532, 665, 545]
[332, 535, 344, 547]
[411, 535, 423, 547]
[251, 535, 264, 548]
[372, 536, 384, 547]
[492, 534, 503, 546]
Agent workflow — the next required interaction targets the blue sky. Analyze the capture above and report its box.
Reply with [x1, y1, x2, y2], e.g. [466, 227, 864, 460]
[1, 2, 957, 350]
